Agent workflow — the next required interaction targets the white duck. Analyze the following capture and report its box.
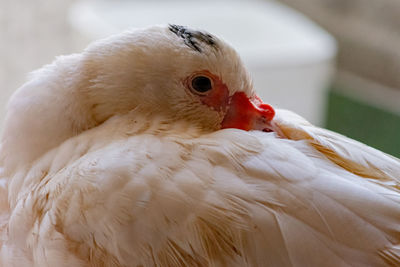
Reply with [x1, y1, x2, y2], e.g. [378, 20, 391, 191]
[0, 24, 399, 267]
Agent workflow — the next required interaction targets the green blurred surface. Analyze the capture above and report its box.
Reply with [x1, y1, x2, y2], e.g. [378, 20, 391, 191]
[326, 88, 400, 158]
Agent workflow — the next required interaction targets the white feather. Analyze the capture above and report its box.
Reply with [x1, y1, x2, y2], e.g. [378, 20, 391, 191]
[0, 25, 399, 266]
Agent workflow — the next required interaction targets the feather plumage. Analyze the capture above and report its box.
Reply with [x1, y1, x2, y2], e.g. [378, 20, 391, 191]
[0, 25, 399, 266]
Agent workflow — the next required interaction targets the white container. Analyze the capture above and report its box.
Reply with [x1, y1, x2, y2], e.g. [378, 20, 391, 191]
[69, 0, 336, 125]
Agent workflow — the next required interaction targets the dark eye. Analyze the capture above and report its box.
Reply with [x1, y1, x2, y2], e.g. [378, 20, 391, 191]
[190, 76, 213, 94]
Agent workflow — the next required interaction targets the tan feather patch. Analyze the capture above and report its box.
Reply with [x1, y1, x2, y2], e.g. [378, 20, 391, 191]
[278, 125, 393, 182]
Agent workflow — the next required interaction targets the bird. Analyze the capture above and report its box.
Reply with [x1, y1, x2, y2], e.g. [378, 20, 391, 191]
[0, 24, 399, 267]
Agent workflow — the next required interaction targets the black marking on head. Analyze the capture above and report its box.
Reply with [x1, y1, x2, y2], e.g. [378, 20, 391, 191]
[168, 24, 217, 53]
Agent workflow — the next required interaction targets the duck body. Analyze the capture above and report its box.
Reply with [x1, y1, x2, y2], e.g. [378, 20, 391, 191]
[0, 25, 399, 266]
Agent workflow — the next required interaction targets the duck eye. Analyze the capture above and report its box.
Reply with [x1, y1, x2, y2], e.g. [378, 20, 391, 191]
[190, 76, 213, 94]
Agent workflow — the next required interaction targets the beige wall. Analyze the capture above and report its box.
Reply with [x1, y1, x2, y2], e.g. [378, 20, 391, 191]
[278, 0, 400, 92]
[0, 0, 80, 129]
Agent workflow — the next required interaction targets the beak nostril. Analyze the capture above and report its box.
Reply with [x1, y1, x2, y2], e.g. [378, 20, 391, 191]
[257, 103, 275, 121]
[221, 92, 276, 131]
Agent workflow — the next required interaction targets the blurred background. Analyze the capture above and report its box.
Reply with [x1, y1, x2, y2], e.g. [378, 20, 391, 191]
[0, 0, 399, 157]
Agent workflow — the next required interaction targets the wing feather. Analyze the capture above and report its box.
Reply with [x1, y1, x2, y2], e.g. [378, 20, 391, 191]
[274, 109, 400, 183]
[2, 113, 400, 266]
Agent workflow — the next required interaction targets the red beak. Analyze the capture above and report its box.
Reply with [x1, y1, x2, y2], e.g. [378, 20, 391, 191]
[221, 92, 275, 131]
